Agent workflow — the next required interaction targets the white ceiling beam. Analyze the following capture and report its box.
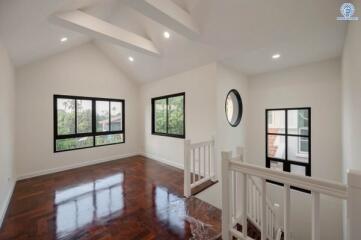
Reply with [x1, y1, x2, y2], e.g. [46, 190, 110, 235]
[52, 10, 160, 56]
[124, 0, 199, 40]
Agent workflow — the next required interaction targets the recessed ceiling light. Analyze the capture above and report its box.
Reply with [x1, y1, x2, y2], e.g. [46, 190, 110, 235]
[60, 37, 68, 43]
[163, 31, 170, 39]
[272, 53, 281, 59]
[274, 203, 280, 208]
[128, 56, 134, 62]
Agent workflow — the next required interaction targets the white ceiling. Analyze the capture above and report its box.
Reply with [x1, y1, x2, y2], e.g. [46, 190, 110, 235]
[0, 0, 347, 83]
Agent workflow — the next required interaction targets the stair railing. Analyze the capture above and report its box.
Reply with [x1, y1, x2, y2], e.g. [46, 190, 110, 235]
[221, 150, 361, 240]
[230, 148, 279, 240]
[184, 137, 216, 197]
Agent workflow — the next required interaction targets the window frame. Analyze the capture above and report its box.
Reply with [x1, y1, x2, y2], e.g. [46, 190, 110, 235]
[54, 94, 125, 153]
[151, 92, 185, 139]
[265, 107, 311, 193]
[297, 127, 309, 156]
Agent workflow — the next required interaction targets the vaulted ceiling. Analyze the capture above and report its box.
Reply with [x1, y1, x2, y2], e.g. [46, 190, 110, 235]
[0, 0, 347, 82]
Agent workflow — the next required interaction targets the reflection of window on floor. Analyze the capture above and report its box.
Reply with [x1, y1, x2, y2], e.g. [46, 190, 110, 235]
[155, 186, 185, 235]
[55, 173, 124, 237]
[266, 108, 311, 177]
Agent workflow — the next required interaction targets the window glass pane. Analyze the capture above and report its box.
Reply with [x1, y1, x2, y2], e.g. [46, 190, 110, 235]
[287, 136, 309, 163]
[267, 110, 285, 134]
[56, 137, 93, 151]
[270, 161, 283, 171]
[57, 98, 75, 135]
[290, 165, 306, 176]
[96, 101, 110, 132]
[288, 109, 309, 135]
[154, 99, 167, 133]
[95, 134, 123, 146]
[168, 96, 184, 135]
[77, 100, 92, 133]
[267, 135, 285, 159]
[110, 102, 122, 131]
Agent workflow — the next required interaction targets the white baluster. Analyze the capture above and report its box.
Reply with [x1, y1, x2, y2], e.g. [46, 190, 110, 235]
[242, 174, 248, 239]
[232, 171, 237, 221]
[251, 185, 257, 220]
[284, 184, 291, 240]
[212, 136, 216, 181]
[192, 149, 195, 183]
[184, 140, 191, 197]
[203, 145, 206, 178]
[261, 179, 267, 240]
[257, 191, 260, 224]
[312, 191, 320, 240]
[197, 147, 202, 181]
[208, 144, 211, 177]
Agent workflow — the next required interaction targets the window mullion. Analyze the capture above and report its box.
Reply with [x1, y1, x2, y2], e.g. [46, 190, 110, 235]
[285, 109, 290, 172]
[108, 101, 111, 132]
[75, 99, 78, 135]
[166, 97, 169, 134]
[92, 100, 96, 146]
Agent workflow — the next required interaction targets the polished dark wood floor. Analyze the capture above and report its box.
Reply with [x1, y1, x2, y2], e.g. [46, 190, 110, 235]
[0, 156, 221, 240]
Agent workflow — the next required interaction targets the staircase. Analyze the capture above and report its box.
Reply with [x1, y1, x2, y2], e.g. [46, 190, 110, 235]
[184, 139, 361, 240]
[183, 138, 282, 240]
[221, 150, 361, 240]
[183, 138, 218, 197]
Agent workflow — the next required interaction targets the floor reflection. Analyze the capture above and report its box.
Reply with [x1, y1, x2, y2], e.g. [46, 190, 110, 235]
[154, 186, 186, 237]
[0, 157, 221, 239]
[152, 186, 220, 240]
[55, 173, 124, 238]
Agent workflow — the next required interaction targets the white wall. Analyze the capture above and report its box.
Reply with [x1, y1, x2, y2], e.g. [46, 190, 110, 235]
[342, 0, 361, 174]
[140, 63, 217, 169]
[0, 42, 15, 226]
[247, 59, 343, 240]
[196, 64, 249, 208]
[341, 2, 361, 238]
[15, 43, 141, 179]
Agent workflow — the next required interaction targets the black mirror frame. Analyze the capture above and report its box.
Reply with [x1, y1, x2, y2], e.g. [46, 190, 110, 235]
[225, 89, 243, 127]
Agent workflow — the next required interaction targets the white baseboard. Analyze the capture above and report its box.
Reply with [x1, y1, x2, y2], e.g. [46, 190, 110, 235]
[16, 152, 139, 181]
[0, 180, 15, 228]
[141, 152, 184, 170]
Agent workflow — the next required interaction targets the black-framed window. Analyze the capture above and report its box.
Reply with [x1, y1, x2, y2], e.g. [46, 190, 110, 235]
[54, 95, 125, 152]
[266, 107, 311, 180]
[151, 92, 185, 138]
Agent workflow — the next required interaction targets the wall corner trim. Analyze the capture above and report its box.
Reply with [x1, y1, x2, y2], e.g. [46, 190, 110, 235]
[0, 180, 16, 229]
[140, 152, 184, 170]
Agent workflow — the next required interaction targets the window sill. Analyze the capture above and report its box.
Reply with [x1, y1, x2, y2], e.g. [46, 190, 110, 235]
[152, 132, 185, 139]
[54, 141, 125, 153]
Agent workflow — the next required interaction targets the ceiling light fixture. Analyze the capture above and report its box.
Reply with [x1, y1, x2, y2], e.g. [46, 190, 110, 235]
[272, 53, 281, 59]
[128, 56, 134, 62]
[274, 203, 280, 208]
[163, 31, 170, 39]
[60, 37, 68, 43]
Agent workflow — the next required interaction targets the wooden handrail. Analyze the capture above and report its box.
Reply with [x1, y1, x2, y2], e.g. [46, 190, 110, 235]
[229, 160, 348, 199]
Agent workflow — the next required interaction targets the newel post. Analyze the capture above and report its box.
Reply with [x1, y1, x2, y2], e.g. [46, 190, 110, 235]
[184, 139, 191, 197]
[211, 135, 217, 181]
[222, 151, 232, 240]
[347, 170, 361, 240]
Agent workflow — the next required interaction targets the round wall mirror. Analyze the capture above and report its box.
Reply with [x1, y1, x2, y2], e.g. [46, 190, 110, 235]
[225, 89, 243, 127]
